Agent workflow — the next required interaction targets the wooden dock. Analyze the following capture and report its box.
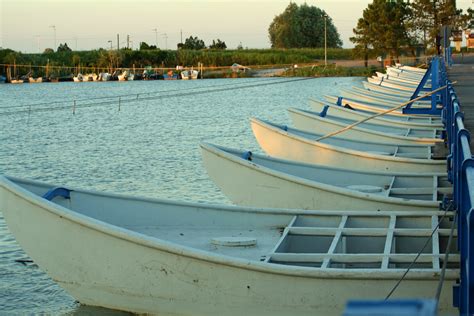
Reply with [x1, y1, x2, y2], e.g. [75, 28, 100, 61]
[449, 54, 474, 151]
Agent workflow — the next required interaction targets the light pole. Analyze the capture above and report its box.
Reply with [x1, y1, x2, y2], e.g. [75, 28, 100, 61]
[152, 28, 158, 48]
[108, 40, 113, 50]
[49, 25, 56, 49]
[162, 33, 168, 50]
[34, 35, 41, 53]
[323, 14, 328, 67]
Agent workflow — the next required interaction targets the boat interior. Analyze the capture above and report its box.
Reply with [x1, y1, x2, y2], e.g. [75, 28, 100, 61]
[216, 146, 452, 201]
[253, 119, 435, 159]
[9, 177, 459, 272]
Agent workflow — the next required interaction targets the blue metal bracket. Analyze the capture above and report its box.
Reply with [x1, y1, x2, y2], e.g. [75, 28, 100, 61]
[403, 57, 443, 116]
[336, 96, 343, 106]
[42, 187, 71, 201]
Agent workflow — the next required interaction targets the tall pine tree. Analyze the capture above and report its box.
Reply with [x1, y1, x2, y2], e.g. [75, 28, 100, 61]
[350, 0, 411, 63]
[410, 0, 471, 50]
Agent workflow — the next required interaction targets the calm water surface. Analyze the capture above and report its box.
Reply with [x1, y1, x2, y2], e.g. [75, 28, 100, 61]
[0, 77, 362, 314]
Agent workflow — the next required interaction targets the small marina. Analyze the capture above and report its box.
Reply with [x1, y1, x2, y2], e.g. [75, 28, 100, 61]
[1, 0, 474, 315]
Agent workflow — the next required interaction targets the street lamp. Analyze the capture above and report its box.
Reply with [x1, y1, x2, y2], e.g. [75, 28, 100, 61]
[49, 25, 56, 49]
[152, 28, 158, 48]
[108, 40, 113, 50]
[323, 14, 328, 67]
[162, 33, 168, 50]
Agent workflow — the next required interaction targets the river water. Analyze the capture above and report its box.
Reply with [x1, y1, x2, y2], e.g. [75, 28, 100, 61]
[0, 77, 361, 314]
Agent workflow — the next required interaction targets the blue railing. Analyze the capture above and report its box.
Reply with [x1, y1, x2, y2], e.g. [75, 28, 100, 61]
[345, 56, 473, 315]
[417, 55, 474, 315]
[446, 74, 474, 315]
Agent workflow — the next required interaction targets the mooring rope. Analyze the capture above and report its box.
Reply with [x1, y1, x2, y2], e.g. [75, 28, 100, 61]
[0, 77, 316, 116]
[385, 201, 454, 300]
[435, 208, 457, 305]
[0, 76, 280, 110]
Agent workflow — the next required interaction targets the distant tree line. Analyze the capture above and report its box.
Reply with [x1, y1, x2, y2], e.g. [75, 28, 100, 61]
[0, 47, 355, 78]
[139, 36, 227, 51]
[351, 0, 473, 63]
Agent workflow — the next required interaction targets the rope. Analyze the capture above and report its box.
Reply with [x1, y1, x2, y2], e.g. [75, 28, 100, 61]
[0, 77, 280, 110]
[314, 83, 454, 142]
[0, 77, 316, 116]
[385, 201, 453, 300]
[435, 208, 457, 305]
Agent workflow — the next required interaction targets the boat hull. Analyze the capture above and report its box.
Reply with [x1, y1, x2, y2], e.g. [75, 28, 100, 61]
[311, 100, 442, 130]
[0, 177, 456, 315]
[288, 108, 442, 145]
[201, 144, 440, 212]
[251, 118, 446, 173]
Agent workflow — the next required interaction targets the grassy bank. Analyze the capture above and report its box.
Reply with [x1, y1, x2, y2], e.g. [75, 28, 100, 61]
[282, 64, 382, 77]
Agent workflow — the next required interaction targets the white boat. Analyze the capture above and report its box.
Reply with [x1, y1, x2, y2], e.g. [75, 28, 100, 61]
[363, 81, 417, 96]
[339, 87, 433, 109]
[201, 143, 450, 212]
[352, 85, 417, 102]
[0, 176, 458, 315]
[367, 77, 417, 92]
[386, 68, 425, 80]
[10, 79, 25, 84]
[73, 73, 83, 82]
[370, 75, 431, 90]
[310, 100, 443, 130]
[82, 73, 98, 82]
[98, 72, 111, 81]
[288, 108, 443, 145]
[28, 77, 43, 83]
[251, 118, 446, 173]
[181, 69, 199, 80]
[389, 65, 427, 73]
[323, 96, 441, 121]
[375, 72, 423, 85]
[371, 75, 421, 87]
[118, 70, 129, 81]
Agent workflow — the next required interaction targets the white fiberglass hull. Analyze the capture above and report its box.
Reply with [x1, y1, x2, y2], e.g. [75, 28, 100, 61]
[323, 96, 441, 120]
[201, 143, 448, 212]
[251, 118, 446, 173]
[0, 176, 457, 315]
[311, 100, 443, 130]
[288, 108, 442, 145]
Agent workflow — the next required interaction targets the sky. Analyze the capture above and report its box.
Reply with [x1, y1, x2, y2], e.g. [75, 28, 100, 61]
[0, 0, 473, 52]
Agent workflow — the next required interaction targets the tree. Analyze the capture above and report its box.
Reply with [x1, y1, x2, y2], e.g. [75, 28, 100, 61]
[177, 36, 206, 50]
[350, 0, 412, 62]
[468, 8, 474, 28]
[410, 0, 471, 50]
[139, 42, 157, 50]
[268, 3, 342, 48]
[43, 48, 54, 54]
[209, 39, 227, 50]
[57, 43, 72, 52]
